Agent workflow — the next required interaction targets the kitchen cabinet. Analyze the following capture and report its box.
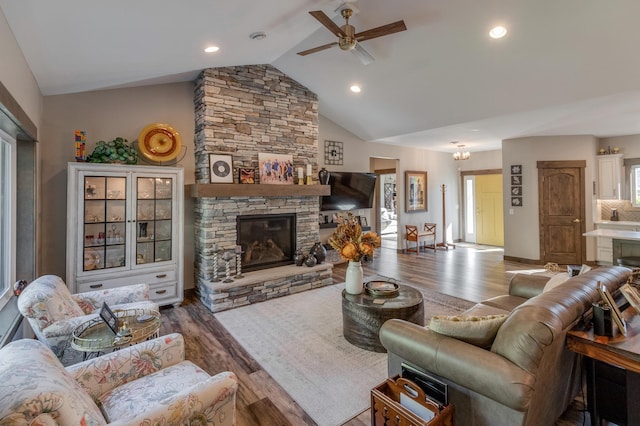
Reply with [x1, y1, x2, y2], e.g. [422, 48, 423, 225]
[66, 163, 184, 306]
[597, 154, 624, 200]
[594, 221, 640, 265]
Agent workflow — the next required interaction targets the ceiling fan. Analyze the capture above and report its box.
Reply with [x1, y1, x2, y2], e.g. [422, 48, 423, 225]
[297, 4, 407, 65]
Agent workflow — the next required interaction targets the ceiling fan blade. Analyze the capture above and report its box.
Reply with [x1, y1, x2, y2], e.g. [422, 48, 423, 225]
[354, 20, 407, 42]
[309, 10, 346, 38]
[352, 42, 375, 65]
[297, 42, 338, 56]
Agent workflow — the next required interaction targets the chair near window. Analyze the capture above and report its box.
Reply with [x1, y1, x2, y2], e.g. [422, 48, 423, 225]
[405, 224, 437, 255]
[17, 275, 158, 365]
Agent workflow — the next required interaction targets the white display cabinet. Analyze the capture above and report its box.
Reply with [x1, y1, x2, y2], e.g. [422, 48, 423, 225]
[66, 163, 184, 306]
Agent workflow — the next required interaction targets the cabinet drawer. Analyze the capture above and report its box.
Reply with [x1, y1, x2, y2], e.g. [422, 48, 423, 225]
[597, 237, 613, 249]
[77, 270, 177, 292]
[596, 248, 613, 264]
[149, 282, 178, 302]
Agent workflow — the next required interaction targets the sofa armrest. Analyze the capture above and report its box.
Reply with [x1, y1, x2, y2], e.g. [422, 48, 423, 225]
[68, 333, 185, 400]
[109, 372, 238, 426]
[72, 283, 151, 314]
[508, 273, 551, 299]
[379, 319, 535, 411]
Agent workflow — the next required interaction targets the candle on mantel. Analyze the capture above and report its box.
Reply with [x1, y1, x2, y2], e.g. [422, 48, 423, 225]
[235, 245, 242, 254]
[306, 164, 312, 177]
[298, 167, 303, 179]
[212, 243, 217, 252]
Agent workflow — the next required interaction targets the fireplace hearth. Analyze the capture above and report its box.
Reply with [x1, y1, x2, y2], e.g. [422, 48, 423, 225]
[237, 213, 296, 272]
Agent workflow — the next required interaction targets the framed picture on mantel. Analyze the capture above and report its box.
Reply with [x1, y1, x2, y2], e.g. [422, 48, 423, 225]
[405, 171, 427, 212]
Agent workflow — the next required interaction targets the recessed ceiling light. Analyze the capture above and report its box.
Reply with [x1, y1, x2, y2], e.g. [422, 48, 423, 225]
[489, 26, 507, 39]
[249, 32, 267, 40]
[204, 46, 220, 53]
[350, 85, 361, 93]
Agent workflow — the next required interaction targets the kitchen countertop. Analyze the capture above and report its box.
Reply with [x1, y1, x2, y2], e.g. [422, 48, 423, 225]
[594, 220, 640, 226]
[584, 229, 640, 241]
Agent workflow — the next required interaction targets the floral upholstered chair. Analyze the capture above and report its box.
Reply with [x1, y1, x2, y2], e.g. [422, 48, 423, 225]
[0, 333, 237, 425]
[17, 274, 158, 364]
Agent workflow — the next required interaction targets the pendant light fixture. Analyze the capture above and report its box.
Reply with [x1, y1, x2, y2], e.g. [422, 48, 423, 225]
[452, 143, 470, 160]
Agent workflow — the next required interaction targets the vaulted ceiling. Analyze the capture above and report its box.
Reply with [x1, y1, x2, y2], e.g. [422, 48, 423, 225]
[2, 0, 640, 154]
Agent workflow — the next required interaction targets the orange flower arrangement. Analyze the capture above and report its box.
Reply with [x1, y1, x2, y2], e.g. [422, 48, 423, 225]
[328, 213, 381, 262]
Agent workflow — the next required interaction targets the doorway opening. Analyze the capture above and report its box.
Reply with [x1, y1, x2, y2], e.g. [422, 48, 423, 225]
[372, 159, 399, 250]
[461, 169, 504, 247]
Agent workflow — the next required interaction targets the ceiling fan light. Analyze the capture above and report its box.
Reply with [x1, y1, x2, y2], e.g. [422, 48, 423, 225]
[339, 37, 357, 51]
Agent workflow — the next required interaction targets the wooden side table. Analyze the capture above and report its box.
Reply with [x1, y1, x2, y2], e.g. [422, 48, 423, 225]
[567, 307, 640, 425]
[342, 283, 424, 352]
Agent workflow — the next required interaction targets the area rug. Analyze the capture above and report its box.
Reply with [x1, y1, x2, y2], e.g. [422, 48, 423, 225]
[215, 276, 474, 426]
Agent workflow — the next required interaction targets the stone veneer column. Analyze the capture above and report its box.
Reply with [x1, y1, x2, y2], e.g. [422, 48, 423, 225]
[193, 65, 331, 312]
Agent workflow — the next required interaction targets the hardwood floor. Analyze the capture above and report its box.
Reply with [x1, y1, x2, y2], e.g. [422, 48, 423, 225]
[159, 244, 592, 425]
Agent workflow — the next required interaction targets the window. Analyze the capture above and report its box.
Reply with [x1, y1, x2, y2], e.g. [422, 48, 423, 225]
[0, 130, 16, 310]
[631, 164, 640, 207]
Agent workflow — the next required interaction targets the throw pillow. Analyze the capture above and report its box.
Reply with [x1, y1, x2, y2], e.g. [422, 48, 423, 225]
[429, 314, 508, 348]
[542, 272, 570, 292]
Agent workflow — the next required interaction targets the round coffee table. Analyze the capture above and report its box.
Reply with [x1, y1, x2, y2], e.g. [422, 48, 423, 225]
[342, 283, 424, 352]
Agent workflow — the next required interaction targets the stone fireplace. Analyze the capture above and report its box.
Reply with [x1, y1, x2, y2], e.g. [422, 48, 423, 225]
[192, 65, 333, 313]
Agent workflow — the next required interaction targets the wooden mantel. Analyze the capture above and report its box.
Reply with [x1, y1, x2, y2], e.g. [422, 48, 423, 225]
[187, 183, 330, 198]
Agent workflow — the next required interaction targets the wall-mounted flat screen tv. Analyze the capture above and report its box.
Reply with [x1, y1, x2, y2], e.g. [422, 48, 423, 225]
[320, 172, 377, 211]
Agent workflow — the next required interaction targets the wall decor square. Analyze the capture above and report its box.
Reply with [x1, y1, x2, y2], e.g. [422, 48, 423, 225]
[324, 140, 343, 165]
[258, 153, 294, 184]
[510, 164, 523, 207]
[209, 154, 233, 183]
[239, 168, 255, 184]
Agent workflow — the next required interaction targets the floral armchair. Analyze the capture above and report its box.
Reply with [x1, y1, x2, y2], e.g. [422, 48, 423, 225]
[0, 333, 237, 425]
[17, 275, 158, 364]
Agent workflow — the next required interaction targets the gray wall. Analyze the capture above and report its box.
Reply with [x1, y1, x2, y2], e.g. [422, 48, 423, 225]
[41, 83, 196, 287]
[502, 135, 598, 262]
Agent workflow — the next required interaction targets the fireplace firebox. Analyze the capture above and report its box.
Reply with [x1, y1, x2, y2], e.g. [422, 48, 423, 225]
[237, 213, 296, 272]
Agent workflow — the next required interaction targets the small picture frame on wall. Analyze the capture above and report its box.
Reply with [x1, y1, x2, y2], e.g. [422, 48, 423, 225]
[239, 168, 255, 184]
[511, 197, 522, 207]
[405, 171, 428, 212]
[511, 175, 522, 185]
[511, 186, 522, 196]
[511, 165, 522, 174]
[209, 154, 233, 183]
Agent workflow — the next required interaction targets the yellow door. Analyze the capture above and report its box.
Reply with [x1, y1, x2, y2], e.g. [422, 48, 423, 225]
[475, 174, 504, 246]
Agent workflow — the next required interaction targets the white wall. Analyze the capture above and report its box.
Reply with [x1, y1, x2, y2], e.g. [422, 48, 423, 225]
[599, 135, 640, 157]
[0, 9, 42, 130]
[502, 135, 598, 261]
[318, 116, 462, 246]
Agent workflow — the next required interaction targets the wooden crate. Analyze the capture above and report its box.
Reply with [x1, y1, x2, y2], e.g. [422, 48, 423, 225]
[371, 376, 454, 426]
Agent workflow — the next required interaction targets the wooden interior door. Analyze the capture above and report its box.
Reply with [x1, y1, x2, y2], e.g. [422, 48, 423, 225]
[475, 174, 504, 246]
[538, 161, 586, 265]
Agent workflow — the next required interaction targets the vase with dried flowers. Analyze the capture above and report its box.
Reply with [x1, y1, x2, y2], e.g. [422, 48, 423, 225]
[328, 213, 381, 294]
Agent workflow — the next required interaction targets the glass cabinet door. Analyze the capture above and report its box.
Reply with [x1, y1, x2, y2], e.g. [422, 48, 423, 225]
[83, 176, 127, 271]
[135, 176, 173, 265]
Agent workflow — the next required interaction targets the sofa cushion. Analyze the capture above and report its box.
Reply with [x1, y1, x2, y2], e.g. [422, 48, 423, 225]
[542, 273, 570, 292]
[99, 360, 210, 422]
[429, 314, 509, 348]
[480, 295, 529, 312]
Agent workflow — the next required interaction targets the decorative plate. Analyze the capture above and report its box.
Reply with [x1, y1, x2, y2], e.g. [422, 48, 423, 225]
[138, 123, 182, 162]
[364, 280, 399, 297]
